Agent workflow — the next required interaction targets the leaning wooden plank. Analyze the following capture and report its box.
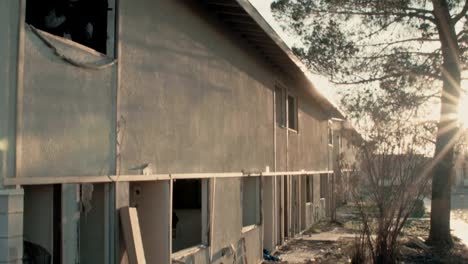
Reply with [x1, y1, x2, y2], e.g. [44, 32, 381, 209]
[120, 207, 146, 264]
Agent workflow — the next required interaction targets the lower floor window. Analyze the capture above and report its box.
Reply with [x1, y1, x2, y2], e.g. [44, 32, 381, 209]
[172, 179, 209, 252]
[242, 177, 261, 227]
[306, 175, 313, 203]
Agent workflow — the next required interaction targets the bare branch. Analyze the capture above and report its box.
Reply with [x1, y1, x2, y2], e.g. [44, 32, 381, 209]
[359, 37, 440, 47]
[356, 51, 440, 60]
[452, 0, 468, 24]
[305, 8, 436, 22]
[402, 7, 433, 14]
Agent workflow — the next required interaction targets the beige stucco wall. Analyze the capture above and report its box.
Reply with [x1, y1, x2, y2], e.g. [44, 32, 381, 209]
[118, 0, 275, 175]
[18, 28, 116, 178]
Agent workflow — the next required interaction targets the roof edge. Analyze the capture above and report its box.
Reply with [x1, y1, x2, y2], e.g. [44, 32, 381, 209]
[235, 0, 346, 119]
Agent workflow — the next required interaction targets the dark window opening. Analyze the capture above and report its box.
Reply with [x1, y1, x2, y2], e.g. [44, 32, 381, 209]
[275, 86, 286, 127]
[26, 0, 110, 54]
[306, 176, 313, 203]
[287, 95, 297, 130]
[172, 179, 208, 252]
[320, 174, 328, 199]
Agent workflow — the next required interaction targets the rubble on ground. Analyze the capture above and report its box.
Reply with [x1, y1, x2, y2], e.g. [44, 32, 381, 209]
[263, 204, 468, 264]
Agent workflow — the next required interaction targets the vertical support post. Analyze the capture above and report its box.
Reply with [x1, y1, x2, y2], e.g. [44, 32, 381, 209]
[105, 183, 114, 264]
[110, 0, 122, 262]
[208, 178, 216, 257]
[0, 0, 25, 263]
[61, 184, 80, 264]
[115, 182, 130, 264]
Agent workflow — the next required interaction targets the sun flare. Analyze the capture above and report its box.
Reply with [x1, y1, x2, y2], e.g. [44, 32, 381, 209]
[460, 90, 468, 128]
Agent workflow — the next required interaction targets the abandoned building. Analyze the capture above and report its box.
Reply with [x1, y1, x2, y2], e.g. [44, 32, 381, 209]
[0, 0, 360, 263]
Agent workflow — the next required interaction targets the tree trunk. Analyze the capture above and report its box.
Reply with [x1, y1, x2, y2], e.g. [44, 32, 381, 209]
[428, 0, 462, 249]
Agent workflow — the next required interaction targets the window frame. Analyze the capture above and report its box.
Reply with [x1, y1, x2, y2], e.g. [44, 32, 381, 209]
[275, 85, 287, 128]
[241, 176, 261, 230]
[287, 93, 298, 132]
[171, 178, 210, 254]
[328, 121, 333, 147]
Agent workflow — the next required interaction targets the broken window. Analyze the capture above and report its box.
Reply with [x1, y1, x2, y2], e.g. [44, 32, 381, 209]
[26, 0, 112, 54]
[287, 95, 298, 131]
[172, 179, 209, 252]
[242, 177, 261, 227]
[275, 86, 286, 127]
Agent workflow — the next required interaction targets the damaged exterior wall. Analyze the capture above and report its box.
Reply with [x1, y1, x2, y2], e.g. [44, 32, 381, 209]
[0, 0, 362, 263]
[19, 29, 116, 178]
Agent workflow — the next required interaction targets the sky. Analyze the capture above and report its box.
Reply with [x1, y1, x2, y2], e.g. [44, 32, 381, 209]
[249, 0, 468, 128]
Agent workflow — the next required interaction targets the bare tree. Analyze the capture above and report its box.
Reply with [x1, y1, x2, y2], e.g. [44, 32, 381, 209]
[348, 121, 432, 264]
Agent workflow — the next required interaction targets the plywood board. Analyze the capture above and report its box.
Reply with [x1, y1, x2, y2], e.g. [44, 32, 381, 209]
[120, 207, 146, 264]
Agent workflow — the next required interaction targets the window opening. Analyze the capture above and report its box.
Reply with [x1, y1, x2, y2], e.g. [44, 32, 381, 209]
[172, 179, 208, 252]
[328, 126, 333, 145]
[287, 95, 298, 130]
[275, 86, 286, 127]
[26, 0, 111, 54]
[242, 177, 261, 227]
[306, 176, 313, 203]
[320, 174, 327, 199]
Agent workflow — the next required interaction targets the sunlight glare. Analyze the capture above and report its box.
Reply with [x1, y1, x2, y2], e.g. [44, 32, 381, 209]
[460, 90, 468, 128]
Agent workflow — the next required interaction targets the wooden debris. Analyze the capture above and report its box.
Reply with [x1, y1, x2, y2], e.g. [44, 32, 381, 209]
[120, 207, 146, 264]
[407, 237, 430, 252]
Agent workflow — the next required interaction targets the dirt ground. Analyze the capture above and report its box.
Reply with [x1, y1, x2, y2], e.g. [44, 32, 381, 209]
[263, 204, 468, 264]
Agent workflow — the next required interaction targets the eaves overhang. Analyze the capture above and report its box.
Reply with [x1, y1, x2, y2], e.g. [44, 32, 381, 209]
[202, 0, 345, 119]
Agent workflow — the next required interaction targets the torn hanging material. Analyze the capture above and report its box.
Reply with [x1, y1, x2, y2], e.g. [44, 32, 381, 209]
[80, 183, 94, 216]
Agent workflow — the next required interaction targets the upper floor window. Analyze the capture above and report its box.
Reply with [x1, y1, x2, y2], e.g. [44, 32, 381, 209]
[275, 86, 286, 127]
[287, 95, 298, 131]
[26, 0, 112, 54]
[275, 86, 298, 131]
